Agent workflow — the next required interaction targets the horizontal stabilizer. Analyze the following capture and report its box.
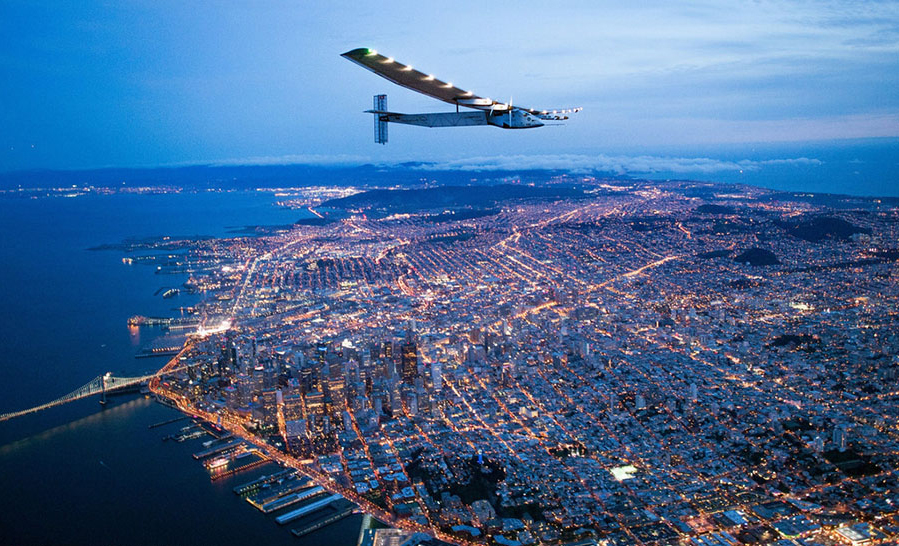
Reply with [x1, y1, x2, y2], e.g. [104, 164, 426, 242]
[365, 109, 403, 116]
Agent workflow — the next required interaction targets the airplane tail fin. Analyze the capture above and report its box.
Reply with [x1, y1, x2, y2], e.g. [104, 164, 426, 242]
[373, 94, 388, 144]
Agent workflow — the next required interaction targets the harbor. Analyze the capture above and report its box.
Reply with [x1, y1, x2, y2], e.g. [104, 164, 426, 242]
[0, 189, 357, 546]
[150, 415, 361, 541]
[128, 315, 199, 328]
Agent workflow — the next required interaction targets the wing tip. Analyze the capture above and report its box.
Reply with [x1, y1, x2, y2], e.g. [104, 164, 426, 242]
[341, 47, 376, 58]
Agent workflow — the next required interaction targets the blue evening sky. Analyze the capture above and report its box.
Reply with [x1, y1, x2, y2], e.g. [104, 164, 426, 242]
[2, 1, 898, 172]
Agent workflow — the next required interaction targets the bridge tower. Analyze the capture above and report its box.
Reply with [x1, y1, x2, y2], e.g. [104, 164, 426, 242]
[100, 373, 109, 406]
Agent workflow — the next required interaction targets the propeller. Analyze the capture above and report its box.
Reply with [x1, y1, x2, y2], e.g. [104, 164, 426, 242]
[488, 97, 514, 126]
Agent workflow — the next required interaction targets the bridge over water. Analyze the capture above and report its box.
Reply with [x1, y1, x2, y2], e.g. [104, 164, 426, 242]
[0, 372, 159, 422]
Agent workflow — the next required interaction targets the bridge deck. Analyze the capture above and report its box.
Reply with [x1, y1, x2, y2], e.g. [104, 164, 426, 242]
[0, 373, 158, 422]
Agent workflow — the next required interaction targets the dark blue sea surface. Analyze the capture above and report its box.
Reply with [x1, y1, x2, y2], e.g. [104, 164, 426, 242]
[0, 191, 361, 545]
[627, 137, 899, 197]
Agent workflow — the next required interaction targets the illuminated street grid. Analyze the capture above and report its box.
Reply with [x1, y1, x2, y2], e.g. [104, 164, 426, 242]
[152, 179, 899, 546]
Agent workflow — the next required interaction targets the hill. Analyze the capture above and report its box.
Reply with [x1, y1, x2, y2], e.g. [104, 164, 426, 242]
[321, 184, 586, 212]
[777, 216, 870, 242]
[734, 248, 780, 266]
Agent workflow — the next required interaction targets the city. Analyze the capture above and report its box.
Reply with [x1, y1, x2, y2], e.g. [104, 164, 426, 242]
[136, 178, 899, 546]
[3, 2, 899, 544]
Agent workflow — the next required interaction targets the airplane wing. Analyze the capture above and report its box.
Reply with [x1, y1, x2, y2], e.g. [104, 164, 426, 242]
[341, 48, 508, 111]
[342, 48, 582, 119]
[530, 107, 583, 120]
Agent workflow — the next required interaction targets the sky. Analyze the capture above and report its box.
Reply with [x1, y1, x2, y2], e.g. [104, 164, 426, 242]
[1, 0, 898, 173]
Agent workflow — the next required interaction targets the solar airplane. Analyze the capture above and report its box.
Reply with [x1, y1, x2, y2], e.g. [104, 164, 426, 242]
[341, 48, 581, 144]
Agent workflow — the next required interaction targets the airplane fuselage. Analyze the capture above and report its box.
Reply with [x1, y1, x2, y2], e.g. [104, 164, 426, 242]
[487, 109, 544, 129]
[375, 109, 544, 130]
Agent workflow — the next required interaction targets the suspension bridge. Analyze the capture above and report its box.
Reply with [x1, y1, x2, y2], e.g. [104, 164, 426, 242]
[0, 372, 159, 422]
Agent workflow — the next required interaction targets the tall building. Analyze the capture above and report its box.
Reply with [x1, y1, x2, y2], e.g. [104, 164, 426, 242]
[833, 426, 847, 451]
[373, 395, 383, 418]
[408, 392, 418, 416]
[285, 418, 306, 440]
[263, 366, 278, 389]
[401, 342, 418, 385]
[813, 435, 824, 452]
[219, 342, 237, 375]
[299, 364, 316, 393]
[431, 360, 443, 391]
[235, 373, 252, 406]
[260, 388, 279, 427]
[282, 393, 304, 422]
[306, 390, 325, 418]
[328, 369, 346, 406]
[315, 342, 328, 367]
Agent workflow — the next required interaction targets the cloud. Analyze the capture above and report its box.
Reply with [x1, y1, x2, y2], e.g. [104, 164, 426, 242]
[206, 154, 370, 167]
[409, 154, 822, 175]
[201, 152, 823, 177]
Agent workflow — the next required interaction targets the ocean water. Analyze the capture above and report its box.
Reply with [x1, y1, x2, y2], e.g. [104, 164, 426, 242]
[0, 191, 361, 545]
[626, 137, 899, 197]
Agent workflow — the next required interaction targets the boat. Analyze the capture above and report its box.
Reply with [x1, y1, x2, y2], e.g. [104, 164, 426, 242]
[208, 457, 229, 469]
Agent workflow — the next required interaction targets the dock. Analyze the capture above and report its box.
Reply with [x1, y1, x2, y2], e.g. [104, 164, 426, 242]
[162, 423, 204, 441]
[256, 484, 322, 513]
[291, 505, 357, 538]
[258, 487, 319, 514]
[247, 476, 314, 508]
[128, 315, 199, 327]
[192, 439, 242, 460]
[135, 348, 181, 358]
[275, 494, 343, 525]
[149, 416, 190, 429]
[232, 469, 294, 496]
[210, 456, 269, 482]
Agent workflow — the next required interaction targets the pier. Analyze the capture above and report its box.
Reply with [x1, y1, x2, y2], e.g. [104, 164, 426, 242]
[232, 469, 294, 496]
[275, 494, 343, 525]
[291, 505, 357, 538]
[148, 415, 191, 429]
[128, 315, 199, 327]
[210, 457, 268, 482]
[246, 476, 314, 509]
[256, 484, 322, 513]
[191, 438, 241, 459]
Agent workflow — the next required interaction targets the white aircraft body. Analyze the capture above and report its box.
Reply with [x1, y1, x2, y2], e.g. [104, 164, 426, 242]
[341, 48, 581, 144]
